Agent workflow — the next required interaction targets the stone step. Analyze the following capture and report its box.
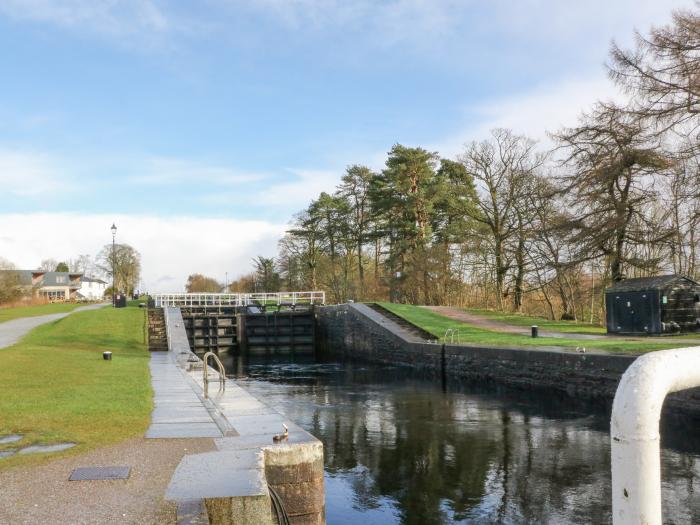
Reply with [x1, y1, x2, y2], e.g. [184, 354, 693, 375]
[147, 308, 167, 352]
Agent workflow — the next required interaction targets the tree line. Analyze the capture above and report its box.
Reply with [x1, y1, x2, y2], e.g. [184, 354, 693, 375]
[225, 8, 700, 323]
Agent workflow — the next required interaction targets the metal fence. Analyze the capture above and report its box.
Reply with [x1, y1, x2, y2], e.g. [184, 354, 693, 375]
[153, 291, 326, 308]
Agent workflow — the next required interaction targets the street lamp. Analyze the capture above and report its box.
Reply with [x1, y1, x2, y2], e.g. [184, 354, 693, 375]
[111, 223, 117, 307]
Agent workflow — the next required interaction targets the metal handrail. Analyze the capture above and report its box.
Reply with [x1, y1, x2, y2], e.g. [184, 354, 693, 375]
[611, 346, 700, 524]
[443, 328, 460, 344]
[153, 291, 326, 308]
[202, 351, 226, 399]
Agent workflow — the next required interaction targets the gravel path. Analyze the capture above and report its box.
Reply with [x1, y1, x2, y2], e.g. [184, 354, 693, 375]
[0, 436, 215, 525]
[0, 303, 108, 349]
[423, 306, 607, 339]
[424, 306, 700, 344]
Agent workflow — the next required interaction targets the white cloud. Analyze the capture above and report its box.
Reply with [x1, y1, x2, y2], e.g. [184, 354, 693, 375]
[127, 157, 266, 186]
[430, 74, 623, 158]
[218, 0, 696, 57]
[0, 213, 286, 292]
[0, 0, 170, 36]
[257, 168, 341, 208]
[0, 149, 70, 197]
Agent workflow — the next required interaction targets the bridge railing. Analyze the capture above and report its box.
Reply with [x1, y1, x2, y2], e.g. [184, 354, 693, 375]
[153, 291, 326, 308]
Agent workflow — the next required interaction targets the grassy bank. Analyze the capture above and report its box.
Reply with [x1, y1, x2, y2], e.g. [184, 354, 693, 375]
[378, 303, 685, 354]
[0, 303, 85, 324]
[465, 308, 606, 335]
[0, 305, 151, 469]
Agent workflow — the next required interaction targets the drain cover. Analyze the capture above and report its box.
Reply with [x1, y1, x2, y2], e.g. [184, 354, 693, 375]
[69, 466, 131, 481]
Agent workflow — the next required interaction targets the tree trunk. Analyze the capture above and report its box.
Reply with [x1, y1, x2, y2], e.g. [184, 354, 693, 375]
[495, 237, 506, 310]
[357, 235, 364, 290]
[513, 215, 525, 312]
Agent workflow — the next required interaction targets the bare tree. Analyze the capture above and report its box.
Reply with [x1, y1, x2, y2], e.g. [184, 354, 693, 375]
[185, 274, 222, 293]
[460, 129, 545, 310]
[0, 258, 23, 304]
[554, 103, 672, 282]
[68, 254, 96, 276]
[609, 8, 700, 134]
[97, 243, 142, 296]
[37, 258, 58, 271]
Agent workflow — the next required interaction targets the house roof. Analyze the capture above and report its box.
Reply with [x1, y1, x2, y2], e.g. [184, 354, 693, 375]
[1, 270, 83, 287]
[606, 275, 700, 292]
[81, 276, 107, 284]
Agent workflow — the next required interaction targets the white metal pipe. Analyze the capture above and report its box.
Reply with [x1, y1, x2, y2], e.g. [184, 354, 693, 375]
[611, 346, 700, 525]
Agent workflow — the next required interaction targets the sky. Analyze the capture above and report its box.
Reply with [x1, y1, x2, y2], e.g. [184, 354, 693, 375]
[0, 0, 696, 292]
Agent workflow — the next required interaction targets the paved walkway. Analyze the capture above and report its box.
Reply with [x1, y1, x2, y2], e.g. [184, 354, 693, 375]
[0, 303, 108, 349]
[146, 352, 224, 438]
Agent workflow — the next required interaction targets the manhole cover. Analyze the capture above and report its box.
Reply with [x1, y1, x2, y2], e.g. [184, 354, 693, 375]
[69, 466, 131, 481]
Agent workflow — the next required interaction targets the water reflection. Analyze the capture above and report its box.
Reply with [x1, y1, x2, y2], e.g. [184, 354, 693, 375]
[223, 355, 700, 524]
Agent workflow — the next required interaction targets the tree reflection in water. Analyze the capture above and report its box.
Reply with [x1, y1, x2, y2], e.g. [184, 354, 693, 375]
[224, 356, 700, 524]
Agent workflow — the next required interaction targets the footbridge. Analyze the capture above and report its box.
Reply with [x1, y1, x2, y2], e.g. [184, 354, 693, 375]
[153, 291, 325, 309]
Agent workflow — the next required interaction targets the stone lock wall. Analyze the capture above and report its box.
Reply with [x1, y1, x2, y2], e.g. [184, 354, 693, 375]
[316, 303, 700, 415]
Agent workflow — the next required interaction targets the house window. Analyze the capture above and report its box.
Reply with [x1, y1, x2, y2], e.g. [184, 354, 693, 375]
[41, 290, 65, 301]
[56, 276, 67, 284]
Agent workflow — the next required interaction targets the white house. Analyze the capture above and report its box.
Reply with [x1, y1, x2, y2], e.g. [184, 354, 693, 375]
[78, 276, 107, 300]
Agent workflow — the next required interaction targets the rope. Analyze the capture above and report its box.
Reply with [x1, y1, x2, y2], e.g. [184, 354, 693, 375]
[269, 486, 291, 525]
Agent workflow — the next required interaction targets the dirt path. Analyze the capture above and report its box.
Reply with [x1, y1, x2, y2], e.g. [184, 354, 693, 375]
[0, 436, 215, 525]
[424, 306, 700, 345]
[423, 306, 606, 339]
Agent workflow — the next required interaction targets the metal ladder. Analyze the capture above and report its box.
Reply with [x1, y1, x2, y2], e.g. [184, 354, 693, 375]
[443, 328, 461, 344]
[202, 351, 226, 399]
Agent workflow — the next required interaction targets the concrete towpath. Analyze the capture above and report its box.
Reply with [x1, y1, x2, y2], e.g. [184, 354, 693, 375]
[0, 303, 108, 349]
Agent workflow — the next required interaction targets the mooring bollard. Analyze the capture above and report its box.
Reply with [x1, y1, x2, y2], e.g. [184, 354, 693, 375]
[531, 325, 538, 338]
[103, 351, 112, 361]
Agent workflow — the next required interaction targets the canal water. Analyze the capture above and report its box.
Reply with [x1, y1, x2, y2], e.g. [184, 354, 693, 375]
[224, 356, 700, 524]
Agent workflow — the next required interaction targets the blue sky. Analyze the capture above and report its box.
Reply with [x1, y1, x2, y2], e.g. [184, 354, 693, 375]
[0, 0, 694, 291]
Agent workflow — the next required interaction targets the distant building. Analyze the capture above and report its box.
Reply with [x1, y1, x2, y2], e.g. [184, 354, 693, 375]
[1, 270, 84, 302]
[77, 276, 107, 301]
[605, 275, 700, 335]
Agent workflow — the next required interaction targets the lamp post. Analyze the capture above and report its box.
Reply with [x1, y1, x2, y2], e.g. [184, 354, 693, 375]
[111, 223, 117, 307]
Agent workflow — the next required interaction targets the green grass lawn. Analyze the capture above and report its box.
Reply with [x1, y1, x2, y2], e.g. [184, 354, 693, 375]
[127, 296, 150, 307]
[0, 305, 151, 469]
[465, 308, 607, 335]
[0, 303, 86, 324]
[378, 302, 689, 354]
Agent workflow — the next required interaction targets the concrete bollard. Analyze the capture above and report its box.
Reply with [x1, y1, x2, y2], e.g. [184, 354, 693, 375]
[264, 441, 325, 525]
